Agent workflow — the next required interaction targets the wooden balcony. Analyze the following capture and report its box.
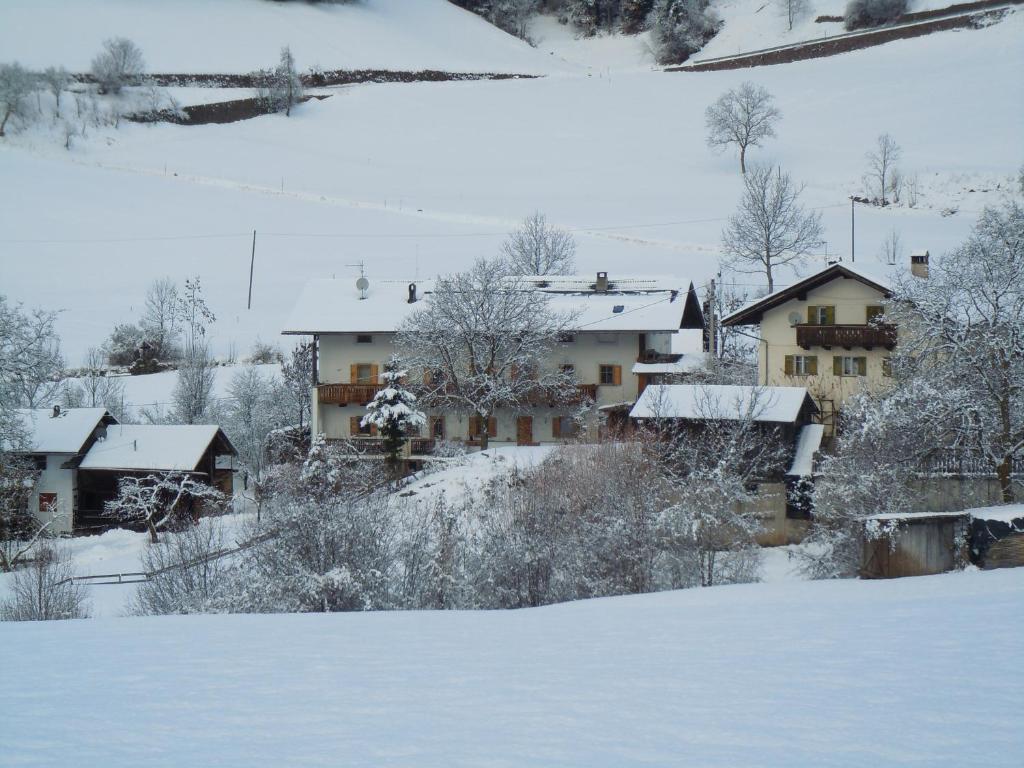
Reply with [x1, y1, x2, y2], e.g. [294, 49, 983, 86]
[797, 324, 896, 350]
[317, 383, 382, 405]
[527, 383, 598, 405]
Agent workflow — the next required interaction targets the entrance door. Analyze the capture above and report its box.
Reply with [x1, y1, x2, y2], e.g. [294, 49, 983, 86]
[516, 416, 533, 445]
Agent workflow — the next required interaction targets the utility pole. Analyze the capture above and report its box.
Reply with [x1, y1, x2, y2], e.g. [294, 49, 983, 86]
[706, 278, 718, 357]
[247, 230, 256, 310]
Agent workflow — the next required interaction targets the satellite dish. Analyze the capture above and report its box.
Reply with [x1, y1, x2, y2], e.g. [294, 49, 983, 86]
[788, 311, 802, 326]
[356, 277, 369, 291]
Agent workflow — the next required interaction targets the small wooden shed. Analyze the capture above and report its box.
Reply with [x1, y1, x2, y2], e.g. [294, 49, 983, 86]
[967, 505, 1024, 570]
[860, 511, 970, 579]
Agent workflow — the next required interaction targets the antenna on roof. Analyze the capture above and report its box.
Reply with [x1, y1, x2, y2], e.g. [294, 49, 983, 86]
[347, 261, 368, 299]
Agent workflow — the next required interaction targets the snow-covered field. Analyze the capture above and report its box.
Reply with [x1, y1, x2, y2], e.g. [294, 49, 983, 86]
[0, 0, 562, 74]
[3, 8, 1020, 364]
[1, 566, 1021, 766]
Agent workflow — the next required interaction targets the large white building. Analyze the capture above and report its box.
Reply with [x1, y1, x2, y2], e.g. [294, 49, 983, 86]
[283, 272, 706, 450]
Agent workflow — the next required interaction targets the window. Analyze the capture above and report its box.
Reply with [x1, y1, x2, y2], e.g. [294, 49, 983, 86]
[552, 416, 580, 439]
[468, 416, 497, 439]
[38, 493, 57, 514]
[353, 363, 377, 384]
[561, 364, 576, 378]
[807, 305, 836, 325]
[785, 354, 818, 376]
[833, 356, 867, 377]
[866, 306, 885, 324]
[356, 334, 373, 344]
[596, 332, 617, 344]
[431, 417, 445, 439]
[349, 416, 375, 436]
[557, 332, 576, 343]
[882, 357, 893, 378]
[599, 364, 621, 386]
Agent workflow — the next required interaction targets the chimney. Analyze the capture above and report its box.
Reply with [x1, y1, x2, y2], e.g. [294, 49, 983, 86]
[595, 271, 609, 292]
[51, 405, 61, 418]
[408, 282, 418, 304]
[911, 250, 929, 279]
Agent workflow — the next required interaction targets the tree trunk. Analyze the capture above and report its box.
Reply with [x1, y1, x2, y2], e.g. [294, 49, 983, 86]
[0, 108, 11, 137]
[997, 455, 1015, 503]
[146, 518, 159, 544]
[765, 259, 774, 293]
[739, 144, 746, 174]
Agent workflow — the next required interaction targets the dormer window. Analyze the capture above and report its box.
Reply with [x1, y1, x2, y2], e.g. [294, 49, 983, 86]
[356, 334, 373, 344]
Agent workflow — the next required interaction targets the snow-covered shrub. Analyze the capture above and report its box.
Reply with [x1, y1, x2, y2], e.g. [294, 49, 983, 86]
[254, 46, 304, 117]
[843, 0, 907, 30]
[91, 38, 145, 95]
[132, 520, 233, 615]
[0, 62, 36, 137]
[649, 0, 720, 65]
[1, 543, 90, 621]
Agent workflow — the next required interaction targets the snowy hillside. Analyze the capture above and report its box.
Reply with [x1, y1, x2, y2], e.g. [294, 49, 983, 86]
[0, 0, 559, 74]
[1, 567, 1021, 766]
[2, 10, 1020, 363]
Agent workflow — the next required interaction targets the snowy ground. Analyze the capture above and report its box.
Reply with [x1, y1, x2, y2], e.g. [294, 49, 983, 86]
[1, 567, 1021, 766]
[3, 10, 1020, 364]
[0, 0, 563, 75]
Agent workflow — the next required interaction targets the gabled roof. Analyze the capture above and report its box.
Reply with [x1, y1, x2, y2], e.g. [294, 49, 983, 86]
[722, 262, 895, 327]
[630, 384, 817, 424]
[282, 275, 704, 335]
[78, 424, 236, 473]
[8, 408, 114, 454]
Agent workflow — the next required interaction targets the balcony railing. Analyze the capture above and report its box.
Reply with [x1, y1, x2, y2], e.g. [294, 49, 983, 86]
[318, 383, 383, 405]
[796, 323, 896, 350]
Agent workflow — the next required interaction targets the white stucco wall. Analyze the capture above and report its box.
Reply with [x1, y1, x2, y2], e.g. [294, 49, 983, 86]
[27, 454, 76, 535]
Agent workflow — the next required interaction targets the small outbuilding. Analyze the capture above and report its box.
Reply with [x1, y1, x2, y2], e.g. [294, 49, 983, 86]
[860, 511, 971, 579]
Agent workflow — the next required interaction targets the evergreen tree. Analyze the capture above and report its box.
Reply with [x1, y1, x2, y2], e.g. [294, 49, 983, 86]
[361, 357, 426, 472]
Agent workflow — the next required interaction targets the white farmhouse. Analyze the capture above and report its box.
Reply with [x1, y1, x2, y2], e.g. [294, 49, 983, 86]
[283, 272, 706, 451]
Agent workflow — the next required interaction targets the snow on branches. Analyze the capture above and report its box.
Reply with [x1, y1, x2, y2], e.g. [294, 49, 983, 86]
[104, 471, 226, 543]
[361, 356, 426, 468]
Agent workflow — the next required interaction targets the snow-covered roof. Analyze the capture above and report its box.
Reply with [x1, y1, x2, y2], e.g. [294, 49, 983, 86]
[722, 261, 897, 327]
[630, 385, 815, 423]
[282, 275, 695, 335]
[79, 424, 234, 472]
[964, 504, 1024, 523]
[8, 408, 112, 454]
[631, 354, 707, 376]
[786, 424, 825, 477]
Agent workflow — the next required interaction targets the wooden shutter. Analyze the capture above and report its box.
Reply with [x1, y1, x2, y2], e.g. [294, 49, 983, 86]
[370, 424, 379, 437]
[807, 356, 818, 376]
[552, 417, 562, 438]
[423, 370, 433, 386]
[807, 306, 816, 325]
[611, 365, 622, 386]
[824, 306, 836, 326]
[370, 364, 379, 384]
[487, 417, 497, 437]
[350, 364, 358, 384]
[857, 357, 867, 376]
[784, 355, 794, 376]
[349, 416, 360, 435]
[833, 356, 842, 376]
[469, 416, 480, 437]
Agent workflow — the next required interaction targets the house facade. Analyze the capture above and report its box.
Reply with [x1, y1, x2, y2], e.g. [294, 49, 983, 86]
[283, 273, 706, 451]
[721, 259, 908, 434]
[9, 407, 236, 535]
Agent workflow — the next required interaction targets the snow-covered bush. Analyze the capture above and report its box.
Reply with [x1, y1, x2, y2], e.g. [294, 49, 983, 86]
[0, 62, 35, 138]
[649, 0, 720, 65]
[91, 38, 145, 95]
[254, 46, 304, 117]
[132, 520, 233, 615]
[105, 471, 227, 543]
[1, 543, 90, 621]
[844, 0, 907, 30]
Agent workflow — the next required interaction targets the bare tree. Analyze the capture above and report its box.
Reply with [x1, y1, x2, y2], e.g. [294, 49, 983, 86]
[779, 0, 808, 30]
[879, 227, 902, 265]
[226, 365, 288, 519]
[40, 66, 71, 119]
[105, 471, 226, 543]
[0, 62, 34, 137]
[91, 38, 145, 95]
[864, 133, 901, 206]
[396, 258, 578, 450]
[255, 46, 303, 117]
[141, 277, 180, 360]
[890, 201, 1024, 501]
[170, 341, 217, 425]
[705, 82, 781, 174]
[280, 341, 313, 430]
[721, 165, 823, 292]
[62, 347, 125, 419]
[1, 542, 90, 621]
[501, 212, 577, 276]
[0, 295, 64, 409]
